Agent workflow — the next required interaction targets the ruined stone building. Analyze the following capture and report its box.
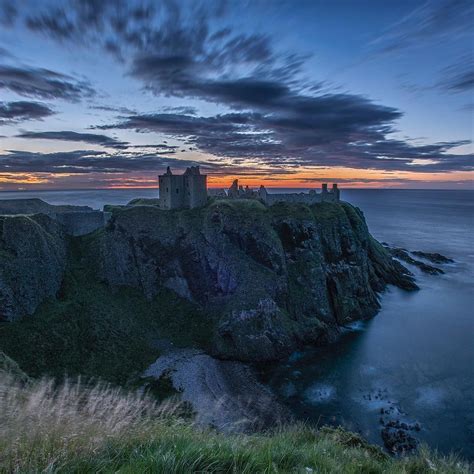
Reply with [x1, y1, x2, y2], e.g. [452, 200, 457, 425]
[224, 179, 340, 204]
[158, 166, 208, 210]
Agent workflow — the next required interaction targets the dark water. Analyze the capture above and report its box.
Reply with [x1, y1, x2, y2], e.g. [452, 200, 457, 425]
[265, 189, 474, 459]
[1, 188, 473, 457]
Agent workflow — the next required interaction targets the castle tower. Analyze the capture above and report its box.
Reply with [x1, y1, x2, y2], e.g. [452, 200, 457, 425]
[332, 183, 340, 201]
[258, 185, 268, 203]
[158, 166, 207, 210]
[183, 166, 207, 208]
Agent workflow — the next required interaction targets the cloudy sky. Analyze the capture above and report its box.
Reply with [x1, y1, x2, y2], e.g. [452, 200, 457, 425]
[0, 0, 472, 190]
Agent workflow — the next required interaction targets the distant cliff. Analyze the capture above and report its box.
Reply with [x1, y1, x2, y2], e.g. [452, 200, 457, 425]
[0, 199, 416, 365]
[97, 200, 416, 361]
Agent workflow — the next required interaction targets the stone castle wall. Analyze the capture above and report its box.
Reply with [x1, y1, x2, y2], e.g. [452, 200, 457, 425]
[224, 180, 340, 205]
[261, 192, 338, 205]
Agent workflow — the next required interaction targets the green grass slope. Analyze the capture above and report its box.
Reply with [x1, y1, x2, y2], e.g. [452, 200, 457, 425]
[0, 375, 469, 474]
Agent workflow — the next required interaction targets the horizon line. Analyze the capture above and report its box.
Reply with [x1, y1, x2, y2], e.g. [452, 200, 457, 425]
[1, 186, 473, 193]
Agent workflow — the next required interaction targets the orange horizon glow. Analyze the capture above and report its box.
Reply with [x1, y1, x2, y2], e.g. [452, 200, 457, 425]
[1, 168, 473, 191]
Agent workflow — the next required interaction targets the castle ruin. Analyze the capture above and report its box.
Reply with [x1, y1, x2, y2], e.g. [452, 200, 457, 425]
[158, 166, 207, 210]
[224, 179, 340, 204]
[158, 167, 340, 209]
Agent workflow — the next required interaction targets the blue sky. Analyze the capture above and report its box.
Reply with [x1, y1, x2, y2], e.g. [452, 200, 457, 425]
[0, 0, 472, 189]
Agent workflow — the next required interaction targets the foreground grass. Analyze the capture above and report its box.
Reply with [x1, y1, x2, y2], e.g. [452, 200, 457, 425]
[0, 375, 469, 474]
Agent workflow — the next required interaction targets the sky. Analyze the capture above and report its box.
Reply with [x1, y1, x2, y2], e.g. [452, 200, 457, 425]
[0, 0, 473, 190]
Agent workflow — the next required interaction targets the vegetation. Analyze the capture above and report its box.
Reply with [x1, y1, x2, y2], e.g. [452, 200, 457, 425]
[0, 233, 211, 385]
[0, 374, 469, 474]
[126, 197, 161, 207]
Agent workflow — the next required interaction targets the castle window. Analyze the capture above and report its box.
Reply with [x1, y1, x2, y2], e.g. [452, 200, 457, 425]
[176, 188, 179, 194]
[166, 187, 169, 192]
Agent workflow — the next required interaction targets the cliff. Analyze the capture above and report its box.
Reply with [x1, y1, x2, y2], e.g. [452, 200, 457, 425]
[98, 200, 416, 361]
[0, 214, 67, 321]
[0, 198, 92, 216]
[0, 199, 416, 375]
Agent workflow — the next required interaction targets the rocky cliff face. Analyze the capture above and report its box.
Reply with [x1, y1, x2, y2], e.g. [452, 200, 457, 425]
[98, 200, 416, 361]
[0, 214, 67, 321]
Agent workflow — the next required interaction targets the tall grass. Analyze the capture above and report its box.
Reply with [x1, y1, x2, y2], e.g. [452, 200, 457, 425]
[0, 374, 470, 473]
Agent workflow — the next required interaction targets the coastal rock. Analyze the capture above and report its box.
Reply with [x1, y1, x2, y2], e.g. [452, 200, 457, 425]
[411, 251, 454, 264]
[215, 298, 296, 361]
[387, 247, 444, 275]
[0, 214, 67, 321]
[381, 426, 419, 454]
[144, 348, 290, 432]
[98, 200, 417, 361]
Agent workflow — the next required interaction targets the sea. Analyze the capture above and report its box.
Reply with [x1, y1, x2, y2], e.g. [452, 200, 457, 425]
[1, 188, 473, 458]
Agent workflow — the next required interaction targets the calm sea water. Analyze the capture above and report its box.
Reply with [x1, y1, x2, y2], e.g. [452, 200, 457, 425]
[1, 188, 473, 457]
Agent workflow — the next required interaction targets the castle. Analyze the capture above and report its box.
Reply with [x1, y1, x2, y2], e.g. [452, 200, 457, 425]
[158, 167, 340, 210]
[226, 179, 340, 204]
[158, 166, 207, 210]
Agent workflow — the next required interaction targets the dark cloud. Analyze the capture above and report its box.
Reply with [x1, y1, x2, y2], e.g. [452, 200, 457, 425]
[0, 65, 95, 101]
[0, 149, 216, 174]
[162, 105, 198, 115]
[0, 0, 17, 26]
[370, 0, 474, 54]
[97, 110, 473, 173]
[21, 0, 302, 89]
[446, 70, 474, 91]
[89, 104, 136, 114]
[1, 0, 471, 179]
[16, 130, 129, 149]
[16, 130, 180, 154]
[439, 58, 474, 92]
[0, 101, 55, 124]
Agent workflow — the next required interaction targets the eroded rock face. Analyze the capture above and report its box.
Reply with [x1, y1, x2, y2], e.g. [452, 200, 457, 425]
[98, 201, 417, 361]
[144, 348, 290, 432]
[0, 214, 67, 321]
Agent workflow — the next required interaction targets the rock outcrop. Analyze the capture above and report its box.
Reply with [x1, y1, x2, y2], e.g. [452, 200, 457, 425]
[98, 200, 417, 361]
[144, 348, 290, 432]
[0, 214, 67, 321]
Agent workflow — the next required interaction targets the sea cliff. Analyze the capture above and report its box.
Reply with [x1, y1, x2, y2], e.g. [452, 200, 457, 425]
[0, 198, 416, 371]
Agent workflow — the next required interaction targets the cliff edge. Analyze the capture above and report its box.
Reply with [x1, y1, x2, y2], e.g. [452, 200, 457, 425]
[0, 199, 416, 373]
[98, 200, 416, 361]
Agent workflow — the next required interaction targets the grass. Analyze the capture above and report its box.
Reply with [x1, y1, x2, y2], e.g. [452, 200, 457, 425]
[0, 374, 470, 473]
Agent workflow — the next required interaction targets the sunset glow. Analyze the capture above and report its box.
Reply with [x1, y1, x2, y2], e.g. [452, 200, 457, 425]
[0, 0, 472, 190]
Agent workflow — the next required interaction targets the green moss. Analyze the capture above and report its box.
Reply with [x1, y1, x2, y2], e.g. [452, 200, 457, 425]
[0, 234, 211, 385]
[310, 201, 346, 220]
[102, 204, 126, 213]
[126, 198, 160, 207]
